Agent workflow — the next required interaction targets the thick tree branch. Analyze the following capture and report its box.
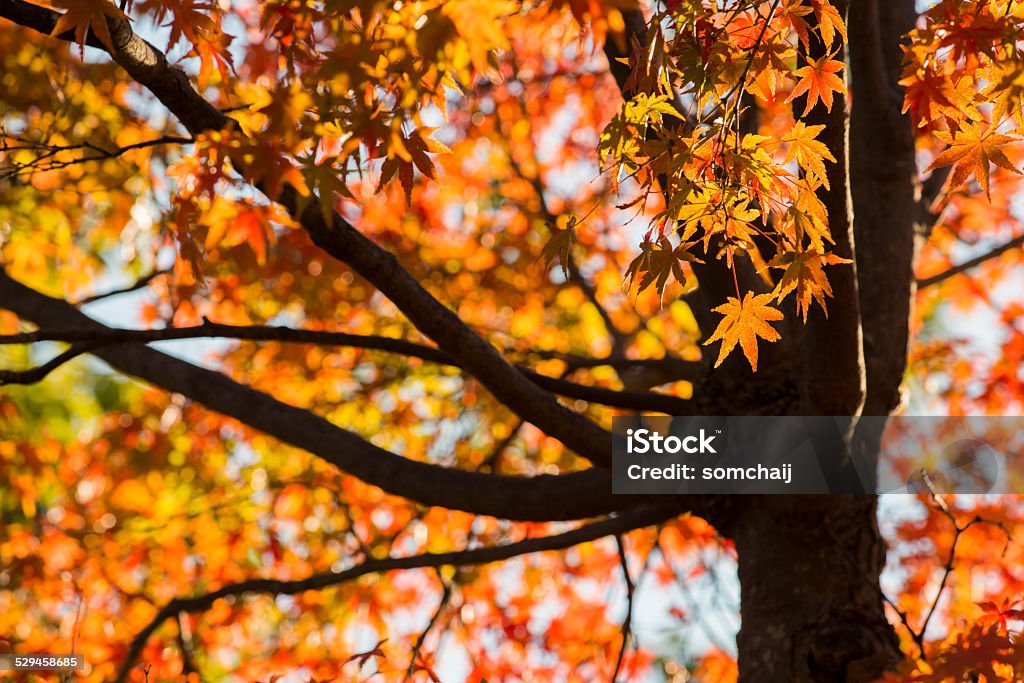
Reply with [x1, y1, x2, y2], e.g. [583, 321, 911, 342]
[0, 0, 616, 469]
[795, 0, 866, 416]
[114, 506, 679, 683]
[849, 0, 922, 415]
[0, 321, 697, 413]
[916, 234, 1024, 289]
[0, 268, 640, 522]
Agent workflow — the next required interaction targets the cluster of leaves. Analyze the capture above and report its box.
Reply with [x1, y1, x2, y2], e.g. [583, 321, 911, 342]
[594, 0, 853, 370]
[901, 0, 1024, 197]
[907, 0, 1024, 416]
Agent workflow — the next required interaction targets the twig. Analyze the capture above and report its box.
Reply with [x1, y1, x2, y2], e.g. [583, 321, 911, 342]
[75, 269, 171, 305]
[0, 343, 98, 385]
[479, 419, 524, 473]
[916, 491, 1011, 644]
[880, 484, 1013, 662]
[611, 535, 636, 683]
[405, 570, 452, 680]
[917, 234, 1024, 289]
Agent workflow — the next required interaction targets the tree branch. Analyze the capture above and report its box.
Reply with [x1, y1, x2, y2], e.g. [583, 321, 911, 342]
[0, 0, 616, 469]
[795, 0, 866, 417]
[0, 268, 642, 522]
[405, 570, 452, 680]
[611, 535, 636, 683]
[0, 134, 191, 180]
[0, 343, 98, 385]
[916, 234, 1024, 290]
[74, 268, 171, 305]
[113, 506, 679, 683]
[848, 0, 921, 416]
[0, 321, 697, 413]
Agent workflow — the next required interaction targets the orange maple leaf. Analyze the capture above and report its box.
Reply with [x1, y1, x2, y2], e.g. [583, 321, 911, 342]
[811, 0, 847, 51]
[704, 292, 784, 371]
[926, 121, 1021, 199]
[782, 121, 836, 189]
[770, 249, 851, 322]
[51, 0, 129, 53]
[788, 55, 846, 116]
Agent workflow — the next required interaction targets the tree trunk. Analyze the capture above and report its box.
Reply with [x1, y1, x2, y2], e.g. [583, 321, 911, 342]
[734, 495, 901, 682]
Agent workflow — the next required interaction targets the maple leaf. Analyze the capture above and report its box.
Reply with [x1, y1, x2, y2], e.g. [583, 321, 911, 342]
[405, 127, 452, 181]
[788, 55, 846, 116]
[780, 0, 814, 51]
[623, 93, 684, 126]
[811, 0, 847, 51]
[926, 121, 1021, 199]
[769, 249, 851, 321]
[542, 216, 578, 280]
[299, 154, 354, 224]
[788, 184, 832, 251]
[345, 638, 388, 668]
[51, 0, 129, 53]
[782, 121, 836, 189]
[704, 292, 784, 371]
[984, 63, 1024, 125]
[927, 623, 1014, 683]
[376, 128, 450, 205]
[899, 65, 962, 128]
[625, 236, 702, 301]
[977, 598, 1024, 632]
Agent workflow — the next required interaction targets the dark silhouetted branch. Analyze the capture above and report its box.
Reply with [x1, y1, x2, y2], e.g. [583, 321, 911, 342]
[0, 320, 697, 413]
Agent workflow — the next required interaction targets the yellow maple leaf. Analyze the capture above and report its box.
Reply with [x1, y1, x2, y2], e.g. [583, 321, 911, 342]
[704, 292, 784, 371]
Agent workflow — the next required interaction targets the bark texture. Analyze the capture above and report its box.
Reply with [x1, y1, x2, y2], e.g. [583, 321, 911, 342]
[734, 496, 900, 682]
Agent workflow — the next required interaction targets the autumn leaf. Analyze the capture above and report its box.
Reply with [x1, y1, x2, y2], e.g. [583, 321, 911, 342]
[704, 292, 784, 371]
[299, 154, 354, 224]
[899, 65, 962, 128]
[345, 638, 388, 668]
[812, 0, 847, 50]
[788, 55, 846, 116]
[542, 216, 579, 280]
[976, 598, 1024, 632]
[625, 236, 702, 301]
[926, 121, 1021, 198]
[782, 121, 836, 189]
[51, 0, 129, 53]
[769, 249, 851, 321]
